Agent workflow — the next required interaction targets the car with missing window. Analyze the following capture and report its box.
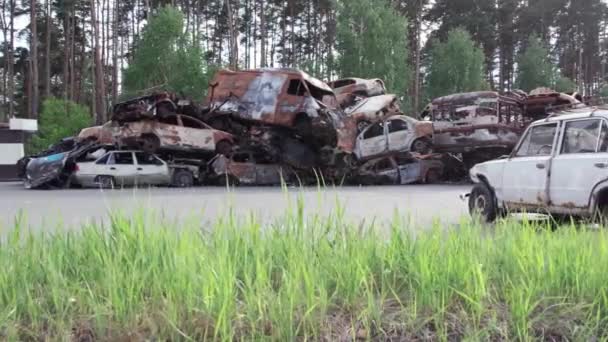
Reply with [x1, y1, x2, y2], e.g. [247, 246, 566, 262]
[209, 149, 296, 186]
[354, 115, 433, 160]
[352, 152, 444, 185]
[117, 114, 235, 156]
[465, 108, 608, 222]
[72, 150, 200, 188]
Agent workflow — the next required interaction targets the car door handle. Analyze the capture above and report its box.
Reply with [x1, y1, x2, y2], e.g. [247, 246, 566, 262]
[110, 167, 116, 170]
[137, 168, 143, 171]
[595, 162, 608, 169]
[536, 163, 545, 169]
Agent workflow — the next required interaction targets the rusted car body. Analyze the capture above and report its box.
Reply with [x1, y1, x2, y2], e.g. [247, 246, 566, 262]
[77, 121, 118, 144]
[210, 150, 295, 185]
[352, 115, 433, 160]
[352, 152, 444, 185]
[117, 114, 234, 155]
[345, 94, 402, 130]
[328, 78, 386, 108]
[111, 92, 183, 122]
[206, 68, 340, 132]
[422, 91, 527, 154]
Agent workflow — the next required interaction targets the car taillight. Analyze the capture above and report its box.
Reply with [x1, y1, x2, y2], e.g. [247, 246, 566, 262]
[73, 164, 79, 172]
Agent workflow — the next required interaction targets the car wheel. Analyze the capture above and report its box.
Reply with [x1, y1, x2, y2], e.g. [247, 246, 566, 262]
[172, 169, 194, 188]
[96, 175, 115, 189]
[216, 140, 233, 156]
[468, 183, 497, 223]
[412, 138, 432, 154]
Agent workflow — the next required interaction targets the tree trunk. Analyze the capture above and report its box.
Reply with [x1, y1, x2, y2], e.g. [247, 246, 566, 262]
[112, 0, 118, 104]
[260, 0, 266, 67]
[91, 0, 106, 124]
[63, 9, 70, 101]
[30, 0, 39, 118]
[8, 0, 14, 117]
[44, 0, 51, 99]
[225, 0, 237, 69]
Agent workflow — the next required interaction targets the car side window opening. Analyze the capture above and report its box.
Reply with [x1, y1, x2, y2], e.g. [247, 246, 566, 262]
[388, 119, 408, 133]
[515, 123, 558, 157]
[599, 121, 608, 152]
[159, 115, 179, 125]
[95, 153, 110, 165]
[287, 79, 307, 96]
[113, 152, 135, 165]
[363, 122, 384, 139]
[561, 119, 601, 154]
[181, 116, 204, 129]
[233, 153, 252, 163]
[136, 152, 162, 165]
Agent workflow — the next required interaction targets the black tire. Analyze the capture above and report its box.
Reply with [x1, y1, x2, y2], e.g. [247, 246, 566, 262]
[412, 138, 432, 154]
[468, 183, 498, 223]
[294, 115, 312, 138]
[216, 140, 233, 156]
[172, 169, 194, 188]
[96, 175, 115, 189]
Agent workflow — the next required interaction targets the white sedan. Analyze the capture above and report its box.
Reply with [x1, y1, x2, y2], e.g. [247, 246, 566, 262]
[466, 109, 608, 222]
[72, 150, 171, 188]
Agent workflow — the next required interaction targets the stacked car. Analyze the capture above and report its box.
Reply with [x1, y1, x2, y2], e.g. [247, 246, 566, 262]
[24, 69, 588, 189]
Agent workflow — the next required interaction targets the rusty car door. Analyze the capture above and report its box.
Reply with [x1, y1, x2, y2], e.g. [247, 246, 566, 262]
[549, 118, 608, 212]
[176, 115, 215, 151]
[275, 77, 308, 126]
[374, 157, 400, 184]
[501, 122, 559, 210]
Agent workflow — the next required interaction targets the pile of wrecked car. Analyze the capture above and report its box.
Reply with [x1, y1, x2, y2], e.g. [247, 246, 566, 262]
[18, 67, 586, 189]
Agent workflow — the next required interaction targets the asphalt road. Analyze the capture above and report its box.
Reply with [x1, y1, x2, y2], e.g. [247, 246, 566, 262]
[0, 182, 471, 232]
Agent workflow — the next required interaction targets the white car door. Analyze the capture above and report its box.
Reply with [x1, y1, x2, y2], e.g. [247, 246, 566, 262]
[106, 151, 138, 186]
[549, 118, 608, 212]
[387, 117, 414, 152]
[501, 122, 559, 210]
[135, 152, 169, 185]
[355, 121, 387, 159]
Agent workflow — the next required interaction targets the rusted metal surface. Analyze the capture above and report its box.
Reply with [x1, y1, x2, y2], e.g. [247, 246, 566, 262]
[206, 68, 339, 128]
[329, 78, 386, 107]
[77, 122, 118, 144]
[352, 152, 444, 185]
[112, 92, 178, 122]
[210, 151, 295, 185]
[117, 114, 234, 154]
[345, 94, 401, 124]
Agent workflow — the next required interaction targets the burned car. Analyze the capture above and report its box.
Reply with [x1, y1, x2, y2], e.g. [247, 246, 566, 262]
[352, 152, 444, 185]
[328, 78, 386, 108]
[353, 115, 433, 160]
[345, 94, 402, 132]
[205, 68, 340, 139]
[111, 92, 181, 122]
[117, 114, 235, 156]
[77, 121, 119, 144]
[23, 141, 112, 189]
[209, 149, 296, 186]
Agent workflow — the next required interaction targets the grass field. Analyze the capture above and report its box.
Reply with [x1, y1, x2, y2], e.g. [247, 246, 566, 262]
[1, 201, 608, 341]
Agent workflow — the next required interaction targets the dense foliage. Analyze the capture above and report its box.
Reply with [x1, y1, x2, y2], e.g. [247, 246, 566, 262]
[29, 98, 91, 153]
[426, 29, 487, 99]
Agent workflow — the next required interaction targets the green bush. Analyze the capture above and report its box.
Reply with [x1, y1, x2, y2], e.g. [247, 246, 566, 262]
[28, 98, 92, 154]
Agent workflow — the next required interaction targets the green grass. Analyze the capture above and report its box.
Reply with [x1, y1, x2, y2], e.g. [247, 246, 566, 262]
[1, 202, 608, 341]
